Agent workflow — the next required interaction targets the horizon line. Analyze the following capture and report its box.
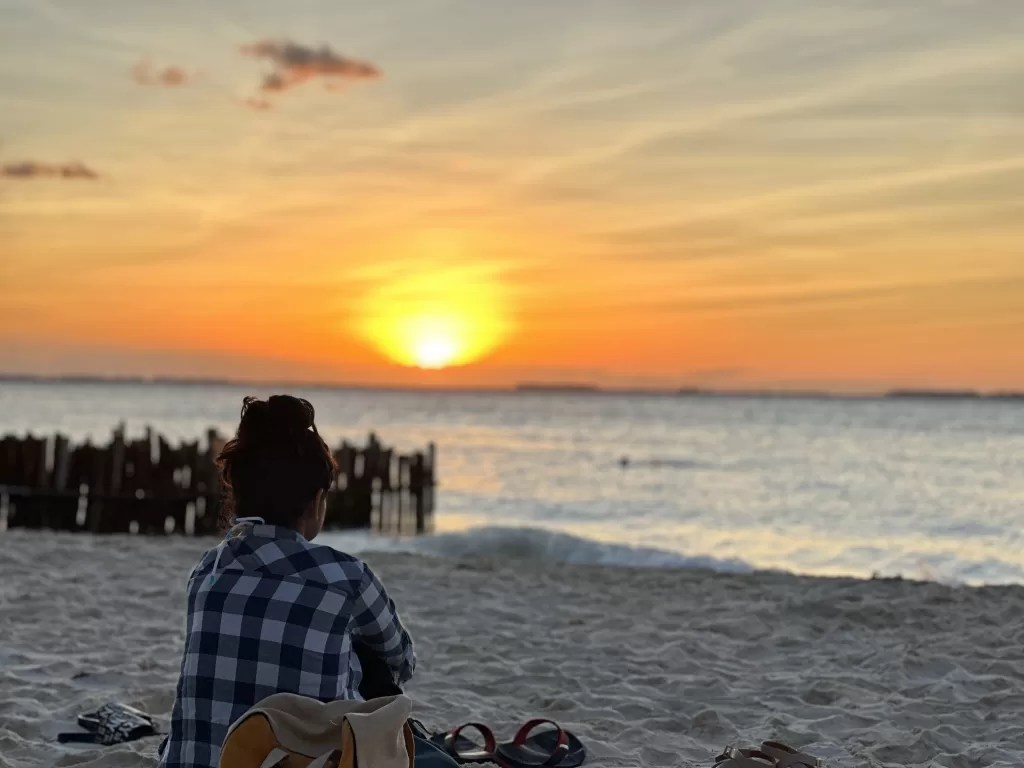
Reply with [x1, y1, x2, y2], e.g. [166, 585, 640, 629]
[0, 372, 1021, 402]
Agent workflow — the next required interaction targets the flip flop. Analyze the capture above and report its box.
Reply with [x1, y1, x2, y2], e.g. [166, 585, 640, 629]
[77, 702, 154, 732]
[429, 722, 498, 764]
[58, 702, 158, 746]
[495, 719, 585, 768]
[713, 747, 776, 767]
[760, 740, 821, 767]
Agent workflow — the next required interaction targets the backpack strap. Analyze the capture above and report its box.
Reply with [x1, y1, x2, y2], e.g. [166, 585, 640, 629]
[260, 749, 290, 768]
[260, 747, 343, 768]
[309, 749, 344, 768]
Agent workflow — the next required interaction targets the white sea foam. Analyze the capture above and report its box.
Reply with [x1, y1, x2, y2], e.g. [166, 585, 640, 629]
[320, 526, 755, 572]
[320, 525, 1022, 586]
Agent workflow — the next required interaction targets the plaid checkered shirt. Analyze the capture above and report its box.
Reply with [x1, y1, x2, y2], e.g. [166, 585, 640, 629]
[159, 524, 416, 768]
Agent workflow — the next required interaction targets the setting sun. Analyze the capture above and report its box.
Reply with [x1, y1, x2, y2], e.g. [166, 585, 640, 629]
[385, 311, 474, 370]
[356, 243, 511, 370]
[365, 302, 505, 370]
[411, 327, 460, 369]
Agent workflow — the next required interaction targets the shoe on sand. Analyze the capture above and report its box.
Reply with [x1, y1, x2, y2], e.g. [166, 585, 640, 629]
[430, 722, 498, 763]
[714, 746, 777, 767]
[431, 719, 585, 768]
[58, 702, 157, 746]
[495, 719, 585, 768]
[759, 740, 821, 767]
[76, 702, 154, 733]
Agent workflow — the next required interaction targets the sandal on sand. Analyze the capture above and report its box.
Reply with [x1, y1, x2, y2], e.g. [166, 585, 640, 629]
[495, 719, 585, 768]
[58, 702, 158, 746]
[759, 741, 821, 767]
[430, 723, 498, 763]
[76, 702, 153, 733]
[713, 747, 776, 767]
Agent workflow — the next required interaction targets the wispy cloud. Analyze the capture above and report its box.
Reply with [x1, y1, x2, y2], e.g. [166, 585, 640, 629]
[240, 39, 380, 96]
[132, 58, 189, 87]
[243, 97, 273, 111]
[1, 161, 99, 180]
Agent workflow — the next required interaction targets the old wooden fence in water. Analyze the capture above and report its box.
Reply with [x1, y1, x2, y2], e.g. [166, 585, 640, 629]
[0, 427, 435, 536]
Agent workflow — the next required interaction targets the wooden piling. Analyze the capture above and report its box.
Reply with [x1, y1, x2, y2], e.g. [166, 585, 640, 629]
[0, 426, 435, 536]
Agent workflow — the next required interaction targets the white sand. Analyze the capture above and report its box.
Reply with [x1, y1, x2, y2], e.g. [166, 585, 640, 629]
[1, 532, 1023, 768]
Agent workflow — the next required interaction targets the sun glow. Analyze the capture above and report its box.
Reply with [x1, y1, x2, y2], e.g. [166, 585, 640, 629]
[358, 253, 510, 370]
[411, 327, 460, 369]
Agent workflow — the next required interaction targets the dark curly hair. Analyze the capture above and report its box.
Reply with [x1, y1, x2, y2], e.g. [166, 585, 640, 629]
[215, 395, 338, 529]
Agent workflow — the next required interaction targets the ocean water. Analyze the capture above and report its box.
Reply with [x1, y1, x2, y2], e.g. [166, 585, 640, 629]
[1, 381, 1022, 586]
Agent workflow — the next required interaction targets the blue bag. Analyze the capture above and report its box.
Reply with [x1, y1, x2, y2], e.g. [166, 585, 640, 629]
[414, 734, 461, 768]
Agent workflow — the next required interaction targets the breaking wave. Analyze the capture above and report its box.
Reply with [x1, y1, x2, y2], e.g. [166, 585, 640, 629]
[320, 526, 754, 572]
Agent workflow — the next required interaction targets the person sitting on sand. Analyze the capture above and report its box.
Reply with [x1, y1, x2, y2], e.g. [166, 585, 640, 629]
[160, 395, 416, 768]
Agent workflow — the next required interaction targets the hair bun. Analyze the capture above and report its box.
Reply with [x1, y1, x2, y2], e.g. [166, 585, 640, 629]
[216, 394, 338, 528]
[237, 395, 315, 440]
[267, 395, 315, 431]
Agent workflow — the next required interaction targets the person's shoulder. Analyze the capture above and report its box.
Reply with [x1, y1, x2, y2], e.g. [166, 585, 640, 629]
[297, 542, 370, 589]
[310, 543, 369, 573]
[321, 545, 365, 567]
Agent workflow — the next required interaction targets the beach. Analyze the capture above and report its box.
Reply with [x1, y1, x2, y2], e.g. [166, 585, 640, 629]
[2, 532, 1023, 768]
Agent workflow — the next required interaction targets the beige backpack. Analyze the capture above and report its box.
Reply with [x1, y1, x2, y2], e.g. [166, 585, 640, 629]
[218, 693, 415, 768]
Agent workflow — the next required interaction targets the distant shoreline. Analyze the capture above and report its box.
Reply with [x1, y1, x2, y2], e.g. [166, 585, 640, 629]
[0, 373, 1021, 401]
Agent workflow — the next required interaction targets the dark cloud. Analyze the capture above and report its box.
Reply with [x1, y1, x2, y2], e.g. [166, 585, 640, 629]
[1, 161, 99, 180]
[261, 72, 288, 92]
[133, 59, 190, 87]
[240, 39, 380, 95]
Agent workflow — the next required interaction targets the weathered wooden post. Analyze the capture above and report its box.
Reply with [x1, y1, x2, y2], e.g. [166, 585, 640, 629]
[0, 487, 8, 532]
[425, 442, 436, 532]
[354, 446, 373, 530]
[87, 440, 107, 533]
[410, 453, 425, 535]
[397, 455, 410, 535]
[195, 429, 225, 536]
[110, 424, 125, 495]
[25, 436, 48, 528]
[53, 435, 70, 492]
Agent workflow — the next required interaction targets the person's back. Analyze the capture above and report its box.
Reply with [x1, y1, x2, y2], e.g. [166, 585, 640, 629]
[160, 396, 415, 768]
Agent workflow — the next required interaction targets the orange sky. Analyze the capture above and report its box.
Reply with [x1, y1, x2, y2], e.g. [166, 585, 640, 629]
[2, 2, 1023, 392]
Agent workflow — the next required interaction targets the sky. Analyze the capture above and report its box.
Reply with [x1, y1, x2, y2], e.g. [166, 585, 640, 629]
[2, 0, 1023, 392]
